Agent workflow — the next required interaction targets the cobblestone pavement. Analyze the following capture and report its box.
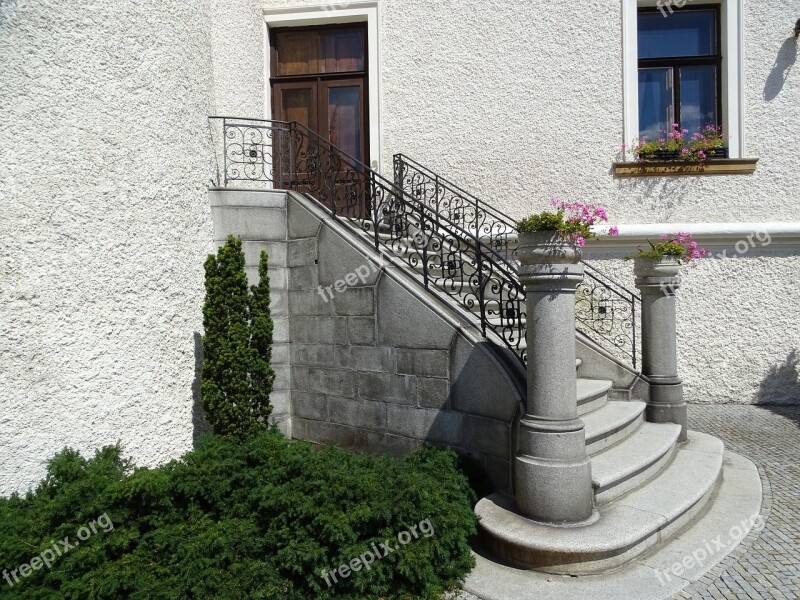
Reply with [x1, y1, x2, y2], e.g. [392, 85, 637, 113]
[675, 405, 800, 599]
[457, 405, 800, 600]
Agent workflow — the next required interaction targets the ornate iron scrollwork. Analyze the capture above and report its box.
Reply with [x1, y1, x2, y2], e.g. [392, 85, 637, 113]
[209, 117, 639, 368]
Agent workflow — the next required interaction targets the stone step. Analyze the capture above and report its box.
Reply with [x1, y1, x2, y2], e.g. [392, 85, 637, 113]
[475, 431, 724, 575]
[591, 422, 682, 505]
[576, 378, 612, 416]
[582, 400, 646, 455]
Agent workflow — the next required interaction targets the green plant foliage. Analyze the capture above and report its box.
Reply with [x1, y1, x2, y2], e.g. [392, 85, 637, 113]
[629, 240, 687, 259]
[515, 200, 614, 247]
[516, 211, 565, 234]
[0, 432, 477, 599]
[626, 232, 707, 264]
[201, 236, 275, 440]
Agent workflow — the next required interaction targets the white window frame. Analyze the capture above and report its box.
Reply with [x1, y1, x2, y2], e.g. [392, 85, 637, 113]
[263, 1, 382, 170]
[623, 0, 745, 159]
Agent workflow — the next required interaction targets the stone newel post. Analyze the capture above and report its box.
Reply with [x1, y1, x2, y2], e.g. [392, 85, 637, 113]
[514, 232, 594, 524]
[634, 258, 687, 442]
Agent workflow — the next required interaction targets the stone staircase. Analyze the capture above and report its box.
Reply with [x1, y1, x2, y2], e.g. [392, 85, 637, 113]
[210, 119, 748, 586]
[351, 216, 724, 575]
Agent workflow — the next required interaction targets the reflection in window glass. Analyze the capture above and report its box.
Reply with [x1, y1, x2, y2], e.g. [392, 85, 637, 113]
[328, 86, 361, 159]
[639, 68, 674, 140]
[680, 66, 717, 136]
[638, 11, 716, 59]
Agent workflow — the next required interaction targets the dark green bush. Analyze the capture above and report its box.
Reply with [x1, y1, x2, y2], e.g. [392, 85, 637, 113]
[0, 431, 477, 599]
[202, 235, 275, 439]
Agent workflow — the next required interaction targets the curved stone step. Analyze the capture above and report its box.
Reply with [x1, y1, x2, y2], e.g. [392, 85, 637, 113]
[591, 421, 682, 505]
[582, 400, 646, 455]
[475, 431, 724, 575]
[576, 378, 611, 416]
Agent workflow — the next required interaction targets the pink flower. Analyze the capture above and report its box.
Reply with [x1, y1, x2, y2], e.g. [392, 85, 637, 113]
[608, 226, 620, 236]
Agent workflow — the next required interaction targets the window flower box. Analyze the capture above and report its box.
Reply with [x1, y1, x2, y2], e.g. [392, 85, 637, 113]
[637, 147, 729, 162]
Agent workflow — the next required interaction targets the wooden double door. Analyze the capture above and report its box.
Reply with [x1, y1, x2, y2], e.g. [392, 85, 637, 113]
[270, 24, 368, 165]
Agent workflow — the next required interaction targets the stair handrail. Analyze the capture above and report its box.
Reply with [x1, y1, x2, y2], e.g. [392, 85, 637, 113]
[208, 116, 528, 362]
[393, 153, 641, 369]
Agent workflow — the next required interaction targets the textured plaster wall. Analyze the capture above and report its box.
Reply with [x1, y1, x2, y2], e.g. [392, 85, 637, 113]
[209, 0, 265, 116]
[0, 0, 265, 496]
[583, 251, 800, 405]
[261, 0, 800, 405]
[377, 0, 800, 223]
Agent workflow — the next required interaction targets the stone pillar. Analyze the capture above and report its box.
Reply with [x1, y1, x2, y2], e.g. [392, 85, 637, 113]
[514, 232, 594, 524]
[634, 257, 687, 442]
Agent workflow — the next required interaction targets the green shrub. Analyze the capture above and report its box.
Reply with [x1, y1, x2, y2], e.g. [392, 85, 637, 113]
[202, 235, 275, 439]
[0, 432, 477, 599]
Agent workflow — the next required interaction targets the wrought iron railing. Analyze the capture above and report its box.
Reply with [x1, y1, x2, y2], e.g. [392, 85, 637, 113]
[209, 117, 526, 361]
[394, 154, 641, 368]
[207, 117, 639, 368]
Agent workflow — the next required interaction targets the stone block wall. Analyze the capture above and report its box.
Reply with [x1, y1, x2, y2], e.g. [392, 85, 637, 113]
[209, 189, 292, 433]
[210, 188, 526, 492]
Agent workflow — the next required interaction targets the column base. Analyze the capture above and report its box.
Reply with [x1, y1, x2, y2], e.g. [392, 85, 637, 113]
[514, 454, 594, 524]
[647, 383, 687, 442]
[514, 417, 594, 524]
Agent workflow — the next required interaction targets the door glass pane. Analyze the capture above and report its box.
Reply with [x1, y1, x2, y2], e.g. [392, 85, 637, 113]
[324, 29, 365, 73]
[638, 67, 674, 139]
[328, 86, 361, 159]
[680, 66, 717, 136]
[638, 11, 716, 59]
[281, 88, 315, 130]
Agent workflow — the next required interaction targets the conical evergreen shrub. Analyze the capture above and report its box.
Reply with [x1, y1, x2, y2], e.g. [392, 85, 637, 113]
[201, 235, 275, 439]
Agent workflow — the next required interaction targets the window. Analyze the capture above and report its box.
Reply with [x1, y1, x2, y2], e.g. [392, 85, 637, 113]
[622, 0, 744, 159]
[637, 6, 722, 140]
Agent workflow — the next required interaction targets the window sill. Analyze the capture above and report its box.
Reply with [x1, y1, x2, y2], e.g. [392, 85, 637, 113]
[613, 158, 758, 178]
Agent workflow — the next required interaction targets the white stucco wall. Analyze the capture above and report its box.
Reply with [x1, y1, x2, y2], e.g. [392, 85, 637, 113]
[261, 0, 799, 405]
[0, 0, 265, 496]
[376, 0, 800, 224]
[209, 0, 266, 116]
[1, 0, 797, 494]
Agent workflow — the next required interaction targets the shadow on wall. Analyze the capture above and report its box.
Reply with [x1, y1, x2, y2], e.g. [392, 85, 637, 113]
[192, 331, 212, 444]
[755, 349, 800, 406]
[615, 173, 693, 221]
[763, 36, 798, 102]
